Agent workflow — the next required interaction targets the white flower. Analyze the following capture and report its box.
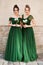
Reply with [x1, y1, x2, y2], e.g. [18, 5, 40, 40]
[15, 18, 18, 21]
[23, 19, 27, 23]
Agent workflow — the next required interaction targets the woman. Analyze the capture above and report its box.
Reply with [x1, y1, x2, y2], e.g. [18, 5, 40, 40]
[22, 5, 38, 62]
[4, 5, 22, 62]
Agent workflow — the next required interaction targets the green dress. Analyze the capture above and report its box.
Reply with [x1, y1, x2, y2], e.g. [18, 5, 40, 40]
[22, 15, 38, 62]
[4, 17, 22, 62]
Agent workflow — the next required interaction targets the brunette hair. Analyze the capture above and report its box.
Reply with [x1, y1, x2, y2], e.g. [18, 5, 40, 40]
[13, 4, 19, 11]
[25, 5, 30, 11]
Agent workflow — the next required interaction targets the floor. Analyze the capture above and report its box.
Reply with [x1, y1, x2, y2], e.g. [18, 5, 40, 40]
[0, 53, 43, 65]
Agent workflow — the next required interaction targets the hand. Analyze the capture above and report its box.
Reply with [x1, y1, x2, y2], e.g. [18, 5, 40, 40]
[23, 24, 28, 28]
[20, 22, 23, 26]
[8, 24, 12, 26]
[16, 24, 22, 28]
[12, 24, 16, 26]
[8, 24, 16, 27]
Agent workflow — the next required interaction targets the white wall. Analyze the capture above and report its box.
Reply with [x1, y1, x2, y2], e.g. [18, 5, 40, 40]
[0, 0, 43, 25]
[0, 0, 43, 53]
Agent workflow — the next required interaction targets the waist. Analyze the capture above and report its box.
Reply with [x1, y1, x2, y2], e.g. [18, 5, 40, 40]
[22, 27, 32, 28]
[11, 26, 21, 29]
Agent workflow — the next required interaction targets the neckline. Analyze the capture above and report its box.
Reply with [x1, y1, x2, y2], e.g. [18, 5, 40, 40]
[11, 17, 20, 19]
[11, 15, 20, 19]
[23, 15, 30, 19]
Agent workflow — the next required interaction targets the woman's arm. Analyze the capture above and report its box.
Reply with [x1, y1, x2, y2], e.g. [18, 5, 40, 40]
[8, 21, 21, 27]
[8, 21, 12, 26]
[16, 24, 22, 27]
[23, 24, 32, 28]
[31, 19, 36, 26]
[8, 21, 16, 26]
[23, 19, 36, 28]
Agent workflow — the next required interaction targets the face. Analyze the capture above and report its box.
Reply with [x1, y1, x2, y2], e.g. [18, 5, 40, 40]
[25, 8, 30, 15]
[14, 8, 19, 15]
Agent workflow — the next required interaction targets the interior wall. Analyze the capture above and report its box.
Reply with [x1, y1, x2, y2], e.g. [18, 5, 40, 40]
[0, 0, 43, 25]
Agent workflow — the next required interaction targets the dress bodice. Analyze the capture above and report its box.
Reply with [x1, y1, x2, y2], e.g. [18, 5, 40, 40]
[9, 17, 21, 24]
[22, 15, 34, 25]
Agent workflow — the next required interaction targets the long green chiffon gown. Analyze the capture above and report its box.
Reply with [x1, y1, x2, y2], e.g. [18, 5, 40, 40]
[22, 15, 38, 62]
[4, 17, 22, 62]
